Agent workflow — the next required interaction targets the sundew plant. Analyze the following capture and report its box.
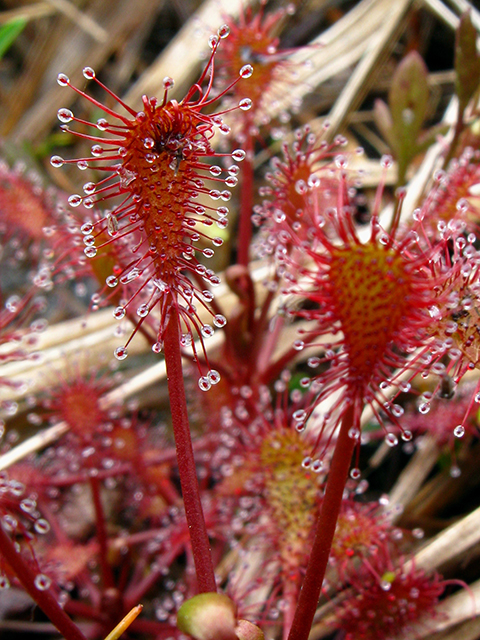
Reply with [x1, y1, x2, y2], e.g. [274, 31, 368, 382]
[1, 1, 480, 640]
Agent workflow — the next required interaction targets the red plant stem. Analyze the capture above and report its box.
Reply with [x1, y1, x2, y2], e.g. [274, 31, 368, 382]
[89, 474, 115, 589]
[163, 302, 217, 593]
[237, 131, 254, 267]
[0, 525, 87, 640]
[287, 403, 357, 640]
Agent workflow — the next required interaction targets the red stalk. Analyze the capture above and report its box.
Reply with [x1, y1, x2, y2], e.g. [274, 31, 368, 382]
[237, 131, 254, 267]
[163, 302, 217, 593]
[287, 402, 357, 640]
[0, 525, 87, 640]
[89, 474, 115, 589]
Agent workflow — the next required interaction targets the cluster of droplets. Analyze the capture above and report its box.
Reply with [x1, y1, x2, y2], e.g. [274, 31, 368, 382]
[50, 29, 255, 377]
[0, 471, 53, 591]
[253, 127, 350, 263]
[336, 547, 445, 640]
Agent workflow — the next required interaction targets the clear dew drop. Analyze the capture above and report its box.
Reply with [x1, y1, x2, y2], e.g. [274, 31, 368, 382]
[334, 154, 348, 169]
[34, 518, 51, 534]
[391, 404, 404, 417]
[348, 427, 360, 440]
[68, 194, 83, 208]
[213, 314, 226, 327]
[293, 409, 306, 422]
[34, 574, 52, 591]
[385, 433, 398, 447]
[113, 306, 126, 320]
[107, 214, 119, 237]
[83, 182, 96, 195]
[239, 98, 252, 111]
[217, 24, 230, 38]
[143, 137, 155, 149]
[152, 342, 163, 354]
[225, 175, 238, 187]
[106, 275, 118, 288]
[0, 576, 10, 589]
[350, 468, 361, 480]
[83, 66, 95, 79]
[210, 165, 222, 177]
[454, 424, 465, 438]
[180, 333, 192, 347]
[84, 246, 97, 258]
[380, 154, 393, 168]
[450, 465, 461, 478]
[163, 76, 174, 90]
[81, 222, 94, 234]
[418, 402, 430, 414]
[201, 324, 214, 338]
[209, 34, 219, 49]
[50, 155, 64, 168]
[232, 149, 246, 162]
[114, 346, 128, 361]
[57, 108, 73, 123]
[207, 369, 221, 384]
[302, 456, 312, 469]
[198, 376, 211, 391]
[239, 64, 253, 78]
[379, 580, 392, 592]
[57, 73, 69, 86]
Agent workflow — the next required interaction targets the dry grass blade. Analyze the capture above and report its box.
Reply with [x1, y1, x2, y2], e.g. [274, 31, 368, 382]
[123, 0, 256, 105]
[414, 505, 480, 574]
[262, 0, 405, 122]
[9, 0, 165, 143]
[387, 435, 441, 520]
[0, 3, 55, 24]
[321, 0, 414, 140]
[44, 0, 107, 42]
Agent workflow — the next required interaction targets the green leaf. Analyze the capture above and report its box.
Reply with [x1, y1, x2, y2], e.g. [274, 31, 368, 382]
[455, 11, 480, 117]
[388, 51, 429, 184]
[373, 98, 396, 153]
[415, 122, 450, 155]
[0, 18, 26, 60]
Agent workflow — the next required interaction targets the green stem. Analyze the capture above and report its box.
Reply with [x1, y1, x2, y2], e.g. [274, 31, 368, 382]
[0, 525, 87, 640]
[163, 303, 217, 593]
[287, 403, 357, 640]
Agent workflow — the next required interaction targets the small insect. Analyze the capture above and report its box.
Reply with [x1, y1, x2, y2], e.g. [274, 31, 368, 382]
[438, 373, 456, 399]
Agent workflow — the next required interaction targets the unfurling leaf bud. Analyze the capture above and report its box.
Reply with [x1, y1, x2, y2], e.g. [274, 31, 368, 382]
[177, 593, 237, 640]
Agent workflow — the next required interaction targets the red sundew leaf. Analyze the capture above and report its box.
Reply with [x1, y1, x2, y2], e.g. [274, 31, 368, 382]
[455, 11, 480, 118]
